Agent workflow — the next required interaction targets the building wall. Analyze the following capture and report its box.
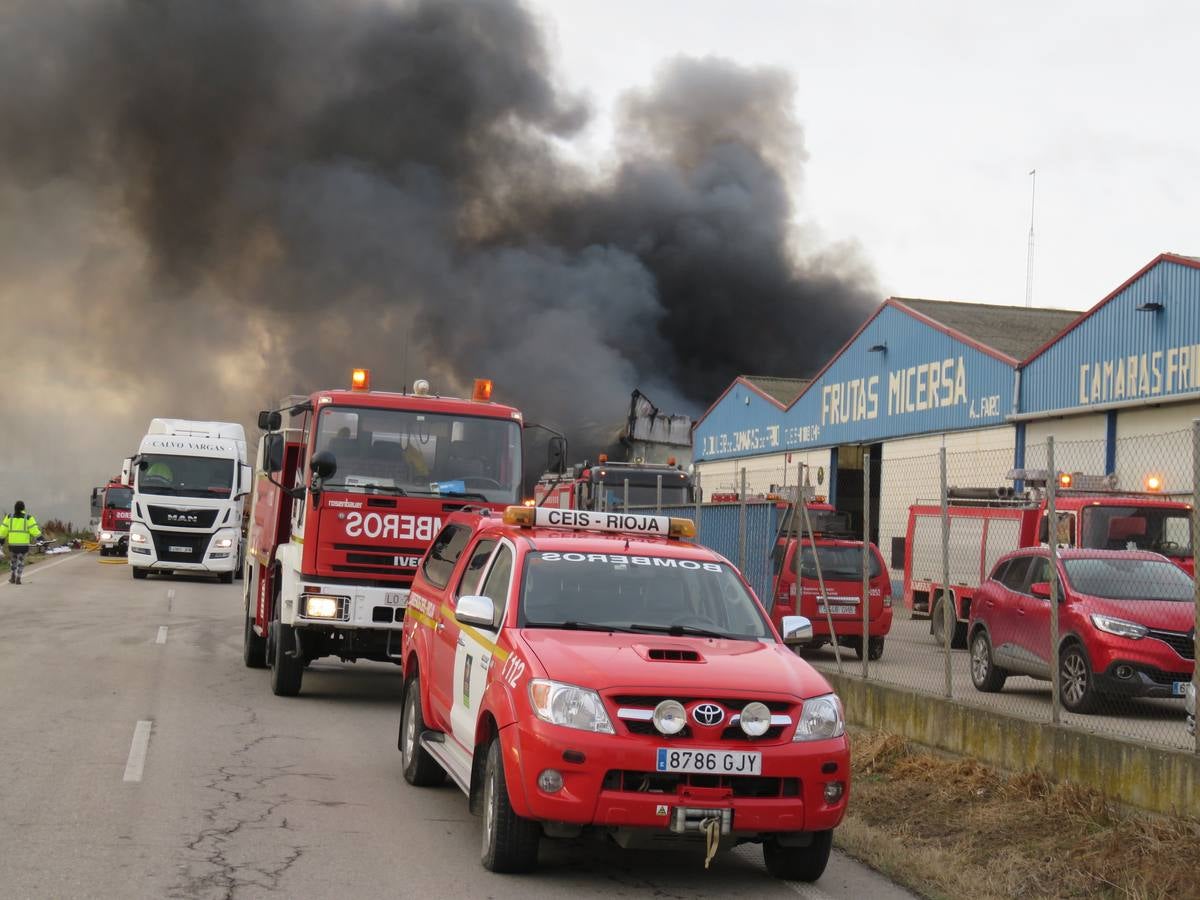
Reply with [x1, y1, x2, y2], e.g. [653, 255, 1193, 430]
[1114, 401, 1200, 496]
[1024, 414, 1108, 475]
[695, 448, 831, 498]
[877, 426, 1017, 579]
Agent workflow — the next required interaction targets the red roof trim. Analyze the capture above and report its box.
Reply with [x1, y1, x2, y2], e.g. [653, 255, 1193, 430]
[886, 299, 1021, 366]
[692, 376, 791, 429]
[1021, 253, 1200, 367]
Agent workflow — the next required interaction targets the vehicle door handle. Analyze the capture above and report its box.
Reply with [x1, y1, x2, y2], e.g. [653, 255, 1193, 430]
[436, 622, 445, 632]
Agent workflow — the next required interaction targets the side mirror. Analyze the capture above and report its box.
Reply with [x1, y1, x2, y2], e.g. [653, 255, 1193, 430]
[780, 615, 814, 645]
[310, 450, 337, 481]
[456, 595, 497, 629]
[258, 410, 282, 432]
[1030, 581, 1052, 600]
[237, 463, 254, 497]
[547, 436, 567, 475]
[262, 433, 284, 474]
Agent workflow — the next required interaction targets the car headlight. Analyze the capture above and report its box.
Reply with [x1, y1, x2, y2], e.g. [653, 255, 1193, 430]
[652, 700, 687, 735]
[214, 537, 234, 549]
[740, 701, 772, 737]
[794, 693, 845, 741]
[130, 532, 148, 544]
[304, 595, 341, 618]
[528, 679, 614, 733]
[1090, 613, 1148, 640]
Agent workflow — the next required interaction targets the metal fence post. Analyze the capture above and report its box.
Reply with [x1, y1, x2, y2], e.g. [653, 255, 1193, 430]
[623, 478, 630, 512]
[862, 447, 872, 679]
[1192, 421, 1200, 754]
[738, 468, 748, 573]
[1047, 436, 1062, 727]
[694, 470, 702, 536]
[941, 447, 952, 699]
[656, 474, 663, 515]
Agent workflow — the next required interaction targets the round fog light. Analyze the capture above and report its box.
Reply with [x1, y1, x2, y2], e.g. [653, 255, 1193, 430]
[740, 701, 771, 737]
[538, 769, 564, 793]
[824, 781, 845, 804]
[653, 700, 687, 735]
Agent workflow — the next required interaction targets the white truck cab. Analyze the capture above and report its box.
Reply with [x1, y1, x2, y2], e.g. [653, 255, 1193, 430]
[127, 419, 252, 584]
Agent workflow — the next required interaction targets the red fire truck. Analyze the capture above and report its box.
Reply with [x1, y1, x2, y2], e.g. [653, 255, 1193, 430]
[95, 478, 133, 556]
[534, 456, 694, 510]
[241, 370, 546, 697]
[902, 469, 1193, 647]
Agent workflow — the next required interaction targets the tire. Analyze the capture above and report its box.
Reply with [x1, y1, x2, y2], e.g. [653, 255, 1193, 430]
[269, 604, 303, 697]
[1059, 643, 1099, 714]
[763, 830, 833, 882]
[218, 570, 234, 585]
[867, 637, 885, 661]
[399, 676, 445, 787]
[132, 566, 148, 580]
[481, 738, 540, 873]
[243, 571, 267, 669]
[969, 629, 1007, 692]
[931, 597, 968, 650]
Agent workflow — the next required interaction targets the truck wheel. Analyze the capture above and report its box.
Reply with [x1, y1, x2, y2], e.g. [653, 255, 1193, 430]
[930, 598, 967, 649]
[481, 737, 540, 873]
[132, 566, 148, 580]
[763, 830, 833, 881]
[867, 637, 885, 661]
[399, 676, 445, 787]
[218, 571, 234, 585]
[1059, 643, 1099, 714]
[243, 573, 267, 669]
[969, 630, 1006, 692]
[269, 609, 303, 697]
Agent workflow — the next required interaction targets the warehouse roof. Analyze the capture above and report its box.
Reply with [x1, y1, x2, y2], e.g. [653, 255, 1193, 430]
[892, 298, 1080, 363]
[742, 375, 811, 405]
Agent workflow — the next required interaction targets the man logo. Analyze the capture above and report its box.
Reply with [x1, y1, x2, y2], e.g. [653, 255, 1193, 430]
[692, 703, 724, 726]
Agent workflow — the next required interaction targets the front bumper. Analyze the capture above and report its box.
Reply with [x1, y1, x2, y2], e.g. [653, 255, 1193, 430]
[282, 580, 409, 630]
[504, 717, 849, 836]
[1087, 633, 1194, 699]
[1094, 660, 1194, 699]
[127, 525, 239, 573]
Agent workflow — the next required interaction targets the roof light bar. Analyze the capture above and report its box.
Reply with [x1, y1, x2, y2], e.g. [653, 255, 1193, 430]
[503, 506, 696, 539]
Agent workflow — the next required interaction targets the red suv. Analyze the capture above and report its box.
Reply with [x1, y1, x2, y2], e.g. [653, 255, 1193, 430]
[968, 548, 1196, 713]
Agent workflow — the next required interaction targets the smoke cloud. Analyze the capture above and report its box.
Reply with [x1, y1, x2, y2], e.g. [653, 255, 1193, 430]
[0, 0, 875, 523]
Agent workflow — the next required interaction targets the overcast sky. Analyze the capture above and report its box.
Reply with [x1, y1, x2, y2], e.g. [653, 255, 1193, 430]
[528, 0, 1198, 312]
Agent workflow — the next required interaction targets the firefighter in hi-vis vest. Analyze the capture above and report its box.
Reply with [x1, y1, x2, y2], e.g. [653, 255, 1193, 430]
[1, 500, 42, 585]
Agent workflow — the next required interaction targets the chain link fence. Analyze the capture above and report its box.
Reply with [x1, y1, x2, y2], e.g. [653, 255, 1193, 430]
[695, 427, 1200, 754]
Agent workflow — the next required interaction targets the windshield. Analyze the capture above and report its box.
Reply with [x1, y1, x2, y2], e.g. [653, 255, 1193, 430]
[1063, 557, 1195, 601]
[595, 479, 691, 509]
[518, 552, 772, 640]
[105, 487, 133, 510]
[1079, 505, 1192, 558]
[777, 507, 853, 536]
[136, 454, 235, 499]
[315, 406, 522, 504]
[773, 543, 882, 580]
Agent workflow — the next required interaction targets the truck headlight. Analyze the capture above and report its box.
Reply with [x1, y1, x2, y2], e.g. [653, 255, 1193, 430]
[100, 532, 114, 541]
[304, 596, 341, 619]
[794, 693, 845, 741]
[739, 701, 772, 737]
[528, 679, 614, 733]
[1090, 614, 1148, 640]
[130, 532, 148, 544]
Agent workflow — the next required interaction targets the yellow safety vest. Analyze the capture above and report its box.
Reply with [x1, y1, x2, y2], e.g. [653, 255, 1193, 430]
[0, 514, 41, 547]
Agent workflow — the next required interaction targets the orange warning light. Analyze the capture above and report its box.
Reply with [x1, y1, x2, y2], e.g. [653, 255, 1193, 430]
[351, 368, 370, 391]
[472, 378, 493, 402]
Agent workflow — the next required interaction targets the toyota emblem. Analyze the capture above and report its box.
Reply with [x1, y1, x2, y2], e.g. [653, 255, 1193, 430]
[692, 703, 725, 727]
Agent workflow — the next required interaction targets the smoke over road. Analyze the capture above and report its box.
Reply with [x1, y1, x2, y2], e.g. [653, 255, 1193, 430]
[0, 0, 875, 522]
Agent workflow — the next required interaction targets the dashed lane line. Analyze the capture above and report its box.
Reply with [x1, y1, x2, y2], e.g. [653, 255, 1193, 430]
[123, 720, 153, 783]
[156, 626, 169, 644]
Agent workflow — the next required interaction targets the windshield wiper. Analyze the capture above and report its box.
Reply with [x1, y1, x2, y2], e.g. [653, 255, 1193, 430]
[627, 623, 749, 640]
[326, 483, 408, 496]
[407, 489, 490, 501]
[523, 620, 638, 633]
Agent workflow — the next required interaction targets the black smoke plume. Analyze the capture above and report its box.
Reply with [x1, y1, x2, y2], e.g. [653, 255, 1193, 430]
[0, 0, 875, 521]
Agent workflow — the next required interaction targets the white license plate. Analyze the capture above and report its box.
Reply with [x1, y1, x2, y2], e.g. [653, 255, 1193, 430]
[1173, 681, 1188, 696]
[384, 591, 409, 606]
[656, 748, 762, 775]
[169, 546, 190, 554]
[818, 604, 858, 615]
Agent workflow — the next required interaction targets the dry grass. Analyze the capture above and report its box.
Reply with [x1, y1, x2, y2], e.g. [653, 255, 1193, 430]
[838, 730, 1200, 900]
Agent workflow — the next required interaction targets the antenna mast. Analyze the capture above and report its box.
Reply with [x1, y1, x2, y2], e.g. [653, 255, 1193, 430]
[1025, 168, 1037, 307]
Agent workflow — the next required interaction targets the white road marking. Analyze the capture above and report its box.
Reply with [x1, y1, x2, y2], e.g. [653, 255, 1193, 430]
[123, 720, 153, 782]
[2, 551, 88, 585]
[166, 588, 176, 601]
[156, 626, 168, 644]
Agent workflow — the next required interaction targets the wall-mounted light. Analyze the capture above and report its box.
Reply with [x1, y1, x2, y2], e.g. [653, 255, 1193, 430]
[1136, 301, 1164, 312]
[868, 342, 887, 353]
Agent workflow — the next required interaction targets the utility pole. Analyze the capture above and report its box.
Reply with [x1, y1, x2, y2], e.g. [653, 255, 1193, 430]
[1025, 169, 1037, 308]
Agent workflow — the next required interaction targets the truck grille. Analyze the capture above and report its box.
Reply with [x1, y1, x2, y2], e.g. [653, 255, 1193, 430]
[151, 531, 209, 563]
[1147, 629, 1196, 661]
[601, 770, 798, 798]
[147, 506, 219, 529]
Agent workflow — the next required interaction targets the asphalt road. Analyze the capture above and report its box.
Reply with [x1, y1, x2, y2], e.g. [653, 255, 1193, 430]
[0, 553, 914, 900]
[801, 612, 1195, 751]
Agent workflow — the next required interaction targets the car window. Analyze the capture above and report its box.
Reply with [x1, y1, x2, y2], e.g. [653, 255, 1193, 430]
[455, 539, 497, 600]
[999, 557, 1033, 592]
[990, 559, 1013, 584]
[421, 524, 472, 588]
[477, 544, 514, 629]
[1024, 557, 1051, 595]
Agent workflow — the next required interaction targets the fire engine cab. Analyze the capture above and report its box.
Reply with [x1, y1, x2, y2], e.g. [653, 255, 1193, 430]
[94, 478, 133, 556]
[242, 371, 528, 697]
[903, 468, 1194, 647]
[534, 456, 694, 510]
[399, 505, 849, 879]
